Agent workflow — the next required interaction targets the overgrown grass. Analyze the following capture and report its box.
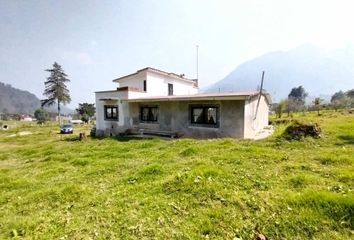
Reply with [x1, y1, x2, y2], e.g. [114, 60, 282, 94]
[0, 111, 353, 239]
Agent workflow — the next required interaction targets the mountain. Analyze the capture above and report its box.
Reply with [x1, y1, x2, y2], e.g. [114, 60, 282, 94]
[0, 82, 74, 115]
[205, 44, 354, 102]
[0, 82, 40, 114]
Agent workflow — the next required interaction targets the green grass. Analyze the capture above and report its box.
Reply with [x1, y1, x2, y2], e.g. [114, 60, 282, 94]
[0, 111, 353, 239]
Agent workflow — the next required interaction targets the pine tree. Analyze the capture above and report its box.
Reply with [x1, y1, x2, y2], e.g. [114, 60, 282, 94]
[42, 62, 71, 124]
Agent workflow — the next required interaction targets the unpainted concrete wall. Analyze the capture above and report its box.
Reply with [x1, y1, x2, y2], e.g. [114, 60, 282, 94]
[125, 100, 245, 138]
[243, 95, 269, 138]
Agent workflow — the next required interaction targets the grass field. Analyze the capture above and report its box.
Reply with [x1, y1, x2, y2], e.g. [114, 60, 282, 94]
[0, 111, 353, 239]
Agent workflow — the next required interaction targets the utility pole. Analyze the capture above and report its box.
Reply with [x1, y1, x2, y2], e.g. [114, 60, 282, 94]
[254, 71, 265, 120]
[196, 45, 199, 81]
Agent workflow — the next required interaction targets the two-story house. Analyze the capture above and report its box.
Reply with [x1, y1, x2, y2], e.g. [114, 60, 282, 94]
[95, 67, 271, 138]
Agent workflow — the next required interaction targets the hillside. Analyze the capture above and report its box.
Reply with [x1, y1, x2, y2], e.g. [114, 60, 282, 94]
[0, 111, 353, 239]
[0, 82, 73, 115]
[0, 82, 40, 114]
[205, 44, 354, 102]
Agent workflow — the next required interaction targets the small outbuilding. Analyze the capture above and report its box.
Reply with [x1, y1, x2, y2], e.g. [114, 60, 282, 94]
[95, 67, 271, 139]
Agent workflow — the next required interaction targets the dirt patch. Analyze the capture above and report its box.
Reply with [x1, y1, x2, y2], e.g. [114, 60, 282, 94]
[7, 131, 32, 137]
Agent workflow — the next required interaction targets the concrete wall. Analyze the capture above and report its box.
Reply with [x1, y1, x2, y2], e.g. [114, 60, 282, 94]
[95, 92, 269, 139]
[243, 95, 269, 138]
[123, 100, 245, 138]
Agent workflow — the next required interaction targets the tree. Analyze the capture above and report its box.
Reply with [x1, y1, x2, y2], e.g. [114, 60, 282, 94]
[313, 97, 323, 116]
[288, 86, 308, 113]
[331, 90, 346, 110]
[34, 108, 49, 124]
[331, 90, 354, 110]
[41, 62, 71, 124]
[345, 89, 354, 108]
[76, 103, 95, 123]
[275, 99, 287, 118]
[346, 89, 354, 98]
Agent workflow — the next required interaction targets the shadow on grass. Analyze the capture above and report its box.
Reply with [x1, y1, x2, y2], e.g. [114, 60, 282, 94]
[61, 135, 81, 142]
[338, 135, 354, 145]
[61, 134, 170, 142]
[111, 136, 148, 142]
[109, 135, 173, 142]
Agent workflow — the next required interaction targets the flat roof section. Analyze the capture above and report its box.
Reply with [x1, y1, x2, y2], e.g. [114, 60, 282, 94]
[124, 91, 271, 104]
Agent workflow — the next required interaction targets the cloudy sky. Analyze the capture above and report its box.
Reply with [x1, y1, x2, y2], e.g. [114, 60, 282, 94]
[1, 0, 354, 108]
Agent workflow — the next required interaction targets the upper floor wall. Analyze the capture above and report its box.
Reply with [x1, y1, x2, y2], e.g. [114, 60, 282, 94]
[114, 68, 198, 97]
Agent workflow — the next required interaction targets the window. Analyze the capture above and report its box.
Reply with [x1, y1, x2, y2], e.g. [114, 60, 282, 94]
[190, 105, 219, 127]
[143, 80, 147, 92]
[104, 105, 118, 121]
[140, 106, 158, 122]
[168, 83, 173, 96]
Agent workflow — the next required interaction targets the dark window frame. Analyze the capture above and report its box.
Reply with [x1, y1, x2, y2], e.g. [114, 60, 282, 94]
[104, 105, 119, 121]
[140, 105, 159, 123]
[143, 80, 147, 92]
[168, 83, 173, 96]
[189, 104, 220, 128]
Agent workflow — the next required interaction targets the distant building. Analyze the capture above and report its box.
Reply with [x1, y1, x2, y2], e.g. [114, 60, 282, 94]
[95, 67, 271, 139]
[20, 114, 33, 122]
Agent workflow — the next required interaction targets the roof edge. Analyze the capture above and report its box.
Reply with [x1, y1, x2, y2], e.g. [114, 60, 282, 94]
[112, 67, 196, 84]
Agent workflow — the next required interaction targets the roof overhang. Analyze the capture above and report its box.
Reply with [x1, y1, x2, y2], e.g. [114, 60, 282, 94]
[98, 98, 120, 101]
[122, 92, 261, 103]
[95, 90, 118, 93]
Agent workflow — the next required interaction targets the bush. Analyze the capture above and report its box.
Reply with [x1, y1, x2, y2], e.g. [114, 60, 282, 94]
[282, 121, 321, 140]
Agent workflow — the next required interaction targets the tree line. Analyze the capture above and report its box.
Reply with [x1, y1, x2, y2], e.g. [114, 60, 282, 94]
[275, 86, 354, 118]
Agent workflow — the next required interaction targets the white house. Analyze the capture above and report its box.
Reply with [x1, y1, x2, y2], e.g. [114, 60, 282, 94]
[95, 67, 271, 139]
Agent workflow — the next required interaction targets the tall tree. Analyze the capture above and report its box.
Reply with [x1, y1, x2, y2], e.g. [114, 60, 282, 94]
[288, 86, 308, 113]
[76, 103, 95, 123]
[41, 62, 71, 124]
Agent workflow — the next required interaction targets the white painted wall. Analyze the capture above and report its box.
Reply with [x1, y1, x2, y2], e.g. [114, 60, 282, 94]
[243, 95, 269, 138]
[145, 72, 198, 96]
[95, 91, 128, 133]
[117, 71, 147, 90]
[115, 70, 198, 97]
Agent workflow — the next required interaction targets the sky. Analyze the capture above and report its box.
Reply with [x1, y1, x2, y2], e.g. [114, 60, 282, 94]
[1, 0, 354, 108]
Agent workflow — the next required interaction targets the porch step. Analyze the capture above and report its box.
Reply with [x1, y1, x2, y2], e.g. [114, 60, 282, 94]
[127, 128, 182, 138]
